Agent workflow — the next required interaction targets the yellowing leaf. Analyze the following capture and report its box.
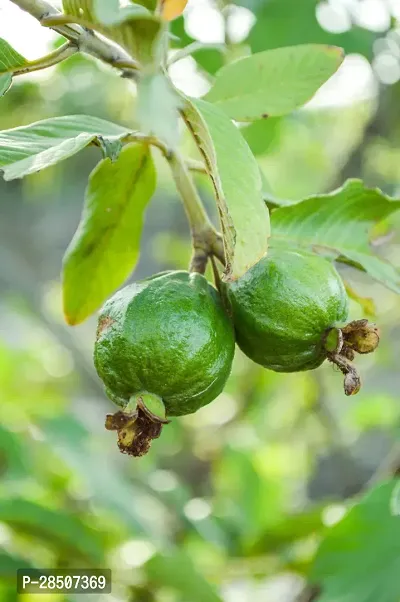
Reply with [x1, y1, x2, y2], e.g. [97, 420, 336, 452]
[161, 0, 188, 21]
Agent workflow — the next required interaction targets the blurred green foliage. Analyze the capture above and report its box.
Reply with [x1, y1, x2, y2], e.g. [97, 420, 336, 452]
[1, 0, 400, 601]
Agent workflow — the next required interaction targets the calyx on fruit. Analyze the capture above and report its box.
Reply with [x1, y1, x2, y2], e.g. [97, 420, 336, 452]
[323, 319, 380, 395]
[105, 393, 169, 457]
[95, 271, 235, 456]
[223, 247, 380, 395]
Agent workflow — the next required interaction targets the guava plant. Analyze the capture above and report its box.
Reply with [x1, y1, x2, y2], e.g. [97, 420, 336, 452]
[0, 0, 398, 457]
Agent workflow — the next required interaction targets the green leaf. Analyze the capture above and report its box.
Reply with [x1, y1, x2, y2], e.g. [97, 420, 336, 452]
[0, 115, 130, 181]
[311, 480, 400, 602]
[137, 72, 182, 148]
[63, 0, 162, 65]
[183, 98, 270, 281]
[205, 44, 344, 121]
[93, 0, 149, 25]
[63, 143, 156, 325]
[241, 117, 282, 156]
[270, 179, 400, 293]
[0, 38, 28, 98]
[0, 38, 28, 74]
[146, 548, 223, 602]
[0, 74, 12, 97]
[0, 498, 104, 563]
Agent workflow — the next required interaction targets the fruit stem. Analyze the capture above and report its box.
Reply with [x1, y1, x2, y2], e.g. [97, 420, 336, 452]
[328, 352, 361, 396]
[168, 151, 225, 273]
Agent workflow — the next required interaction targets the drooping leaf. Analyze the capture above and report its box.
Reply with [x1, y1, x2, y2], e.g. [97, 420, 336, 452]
[137, 72, 182, 148]
[62, 0, 162, 65]
[310, 480, 400, 602]
[63, 143, 156, 325]
[0, 74, 12, 97]
[183, 98, 270, 281]
[161, 0, 188, 21]
[0, 38, 28, 74]
[0, 498, 104, 563]
[0, 115, 130, 180]
[205, 44, 344, 121]
[270, 179, 400, 293]
[146, 548, 223, 602]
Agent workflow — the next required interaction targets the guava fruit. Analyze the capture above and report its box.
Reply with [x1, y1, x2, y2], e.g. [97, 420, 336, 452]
[223, 247, 379, 395]
[94, 271, 235, 456]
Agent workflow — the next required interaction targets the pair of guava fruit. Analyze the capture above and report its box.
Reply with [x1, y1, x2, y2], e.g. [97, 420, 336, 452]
[94, 248, 379, 456]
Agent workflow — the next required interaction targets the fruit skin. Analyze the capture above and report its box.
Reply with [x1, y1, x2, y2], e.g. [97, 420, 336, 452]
[94, 271, 235, 416]
[223, 247, 348, 372]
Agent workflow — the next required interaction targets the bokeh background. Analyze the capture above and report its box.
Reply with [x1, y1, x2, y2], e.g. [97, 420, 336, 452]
[1, 0, 400, 600]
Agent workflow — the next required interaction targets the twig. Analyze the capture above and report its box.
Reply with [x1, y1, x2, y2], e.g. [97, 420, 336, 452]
[167, 41, 225, 67]
[9, 0, 226, 272]
[9, 0, 139, 76]
[168, 152, 225, 272]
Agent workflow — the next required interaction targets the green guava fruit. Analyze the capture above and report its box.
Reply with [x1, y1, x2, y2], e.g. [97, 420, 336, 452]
[94, 271, 235, 456]
[223, 247, 349, 373]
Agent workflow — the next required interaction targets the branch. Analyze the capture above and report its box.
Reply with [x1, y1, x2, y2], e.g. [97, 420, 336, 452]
[168, 152, 225, 272]
[9, 0, 225, 272]
[9, 0, 139, 76]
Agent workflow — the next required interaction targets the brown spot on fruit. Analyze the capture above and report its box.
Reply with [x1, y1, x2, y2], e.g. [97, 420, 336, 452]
[96, 315, 115, 339]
